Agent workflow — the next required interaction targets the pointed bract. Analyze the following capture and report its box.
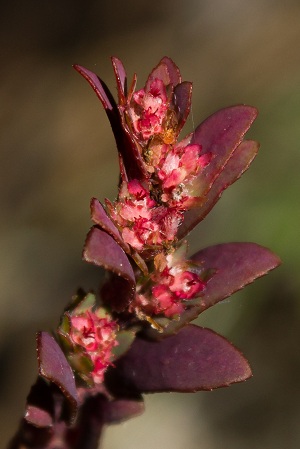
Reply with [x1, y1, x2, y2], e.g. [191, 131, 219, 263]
[111, 56, 127, 104]
[73, 64, 115, 112]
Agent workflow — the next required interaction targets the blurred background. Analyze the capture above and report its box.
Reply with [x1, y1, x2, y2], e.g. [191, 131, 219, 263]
[1, 1, 300, 448]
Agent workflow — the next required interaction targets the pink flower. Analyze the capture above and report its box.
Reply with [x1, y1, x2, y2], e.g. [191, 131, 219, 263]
[157, 143, 211, 208]
[107, 178, 184, 251]
[129, 246, 206, 318]
[129, 78, 169, 141]
[70, 312, 98, 351]
[152, 284, 185, 317]
[150, 260, 205, 317]
[69, 308, 118, 384]
[168, 270, 205, 299]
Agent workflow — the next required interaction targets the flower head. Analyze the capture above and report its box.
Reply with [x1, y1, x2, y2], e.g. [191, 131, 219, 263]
[129, 243, 206, 318]
[129, 78, 169, 140]
[58, 293, 118, 385]
[70, 308, 118, 384]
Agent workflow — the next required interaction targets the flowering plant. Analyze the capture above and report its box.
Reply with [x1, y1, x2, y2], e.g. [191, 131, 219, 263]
[8, 57, 280, 449]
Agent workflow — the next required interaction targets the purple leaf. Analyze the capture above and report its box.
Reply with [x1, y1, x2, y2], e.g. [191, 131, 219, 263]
[74, 64, 148, 181]
[179, 139, 259, 238]
[73, 64, 115, 112]
[25, 405, 53, 428]
[67, 394, 107, 449]
[111, 56, 127, 104]
[192, 242, 281, 310]
[106, 325, 251, 393]
[83, 227, 135, 285]
[84, 227, 136, 311]
[37, 332, 78, 422]
[151, 242, 281, 337]
[174, 81, 192, 133]
[101, 273, 136, 312]
[145, 58, 171, 91]
[90, 197, 129, 252]
[104, 398, 145, 424]
[24, 377, 54, 428]
[159, 56, 182, 85]
[191, 105, 258, 197]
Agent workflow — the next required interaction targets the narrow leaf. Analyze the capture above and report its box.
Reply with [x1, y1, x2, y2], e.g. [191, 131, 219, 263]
[111, 56, 127, 104]
[106, 325, 252, 393]
[73, 64, 115, 111]
[74, 64, 148, 181]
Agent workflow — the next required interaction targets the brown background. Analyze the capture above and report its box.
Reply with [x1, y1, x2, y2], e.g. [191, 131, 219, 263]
[1, 1, 300, 448]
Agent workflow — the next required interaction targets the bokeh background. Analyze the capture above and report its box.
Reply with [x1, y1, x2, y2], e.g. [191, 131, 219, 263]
[1, 1, 300, 448]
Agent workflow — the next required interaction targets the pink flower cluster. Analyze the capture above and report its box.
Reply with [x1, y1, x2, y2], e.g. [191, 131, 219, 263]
[131, 248, 205, 317]
[129, 78, 168, 140]
[69, 309, 118, 384]
[106, 180, 182, 251]
[106, 70, 211, 253]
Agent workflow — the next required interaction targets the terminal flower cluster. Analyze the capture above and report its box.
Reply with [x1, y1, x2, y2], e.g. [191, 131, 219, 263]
[105, 58, 211, 255]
